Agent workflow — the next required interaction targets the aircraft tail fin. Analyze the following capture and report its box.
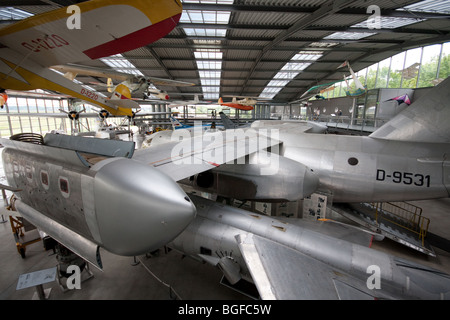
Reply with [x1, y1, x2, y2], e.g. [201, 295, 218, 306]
[369, 76, 450, 143]
[218, 97, 224, 104]
[219, 112, 237, 129]
[109, 84, 139, 109]
[170, 116, 185, 129]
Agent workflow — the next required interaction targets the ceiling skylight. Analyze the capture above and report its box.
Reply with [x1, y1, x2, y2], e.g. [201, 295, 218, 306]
[180, 1, 231, 101]
[181, 10, 230, 24]
[259, 51, 323, 99]
[184, 28, 227, 37]
[401, 0, 450, 13]
[351, 17, 424, 29]
[291, 51, 323, 61]
[0, 7, 33, 20]
[100, 54, 144, 77]
[195, 49, 223, 100]
[194, 49, 223, 59]
[324, 32, 376, 40]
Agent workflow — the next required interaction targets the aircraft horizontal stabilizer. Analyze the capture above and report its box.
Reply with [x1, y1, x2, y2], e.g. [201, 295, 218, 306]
[237, 233, 353, 299]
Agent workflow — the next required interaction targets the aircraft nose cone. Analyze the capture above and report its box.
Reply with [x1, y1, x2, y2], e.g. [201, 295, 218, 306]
[92, 158, 196, 256]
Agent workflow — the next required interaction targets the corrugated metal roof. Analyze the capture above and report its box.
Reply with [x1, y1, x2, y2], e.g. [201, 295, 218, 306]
[4, 0, 450, 103]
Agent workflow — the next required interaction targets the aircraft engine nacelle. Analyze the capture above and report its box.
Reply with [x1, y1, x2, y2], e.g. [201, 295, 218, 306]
[183, 152, 319, 202]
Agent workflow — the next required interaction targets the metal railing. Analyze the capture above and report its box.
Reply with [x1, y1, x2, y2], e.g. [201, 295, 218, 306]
[301, 115, 390, 133]
[370, 202, 430, 246]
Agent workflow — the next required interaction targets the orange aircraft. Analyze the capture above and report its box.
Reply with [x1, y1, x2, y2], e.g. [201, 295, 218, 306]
[218, 97, 254, 111]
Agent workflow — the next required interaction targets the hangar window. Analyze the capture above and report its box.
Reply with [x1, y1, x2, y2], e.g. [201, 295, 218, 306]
[59, 177, 70, 197]
[41, 171, 49, 189]
[13, 161, 19, 177]
[25, 165, 32, 181]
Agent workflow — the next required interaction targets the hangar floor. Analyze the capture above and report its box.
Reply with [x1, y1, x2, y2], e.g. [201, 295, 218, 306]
[0, 197, 449, 300]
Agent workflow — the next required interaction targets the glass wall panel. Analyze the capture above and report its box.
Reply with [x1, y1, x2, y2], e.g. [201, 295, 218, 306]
[376, 58, 391, 88]
[366, 64, 378, 89]
[438, 42, 450, 80]
[388, 51, 405, 88]
[418, 44, 441, 87]
[402, 47, 422, 88]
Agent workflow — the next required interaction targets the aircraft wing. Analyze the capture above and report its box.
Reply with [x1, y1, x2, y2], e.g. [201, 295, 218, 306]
[298, 80, 345, 99]
[0, 0, 182, 67]
[236, 233, 379, 300]
[52, 64, 195, 87]
[132, 128, 280, 181]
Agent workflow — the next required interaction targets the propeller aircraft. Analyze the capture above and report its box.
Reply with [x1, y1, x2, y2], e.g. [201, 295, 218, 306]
[0, 0, 184, 117]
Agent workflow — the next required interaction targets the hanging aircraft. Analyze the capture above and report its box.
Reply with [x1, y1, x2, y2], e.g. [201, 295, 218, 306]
[0, 0, 183, 117]
[218, 96, 268, 111]
[51, 63, 195, 101]
[292, 80, 345, 103]
[166, 194, 450, 299]
[167, 94, 211, 108]
[337, 61, 367, 97]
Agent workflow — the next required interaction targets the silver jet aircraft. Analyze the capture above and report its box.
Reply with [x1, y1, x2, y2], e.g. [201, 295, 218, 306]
[273, 76, 450, 203]
[0, 128, 278, 269]
[186, 76, 450, 204]
[168, 194, 450, 299]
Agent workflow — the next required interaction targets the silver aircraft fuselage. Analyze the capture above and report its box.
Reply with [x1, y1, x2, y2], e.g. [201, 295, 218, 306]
[278, 132, 450, 203]
[170, 195, 450, 299]
[1, 134, 196, 268]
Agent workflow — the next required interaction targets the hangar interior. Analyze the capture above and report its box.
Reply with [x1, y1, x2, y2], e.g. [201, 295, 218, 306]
[0, 0, 450, 300]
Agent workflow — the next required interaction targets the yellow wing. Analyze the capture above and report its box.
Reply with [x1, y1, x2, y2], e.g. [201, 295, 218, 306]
[0, 0, 182, 67]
